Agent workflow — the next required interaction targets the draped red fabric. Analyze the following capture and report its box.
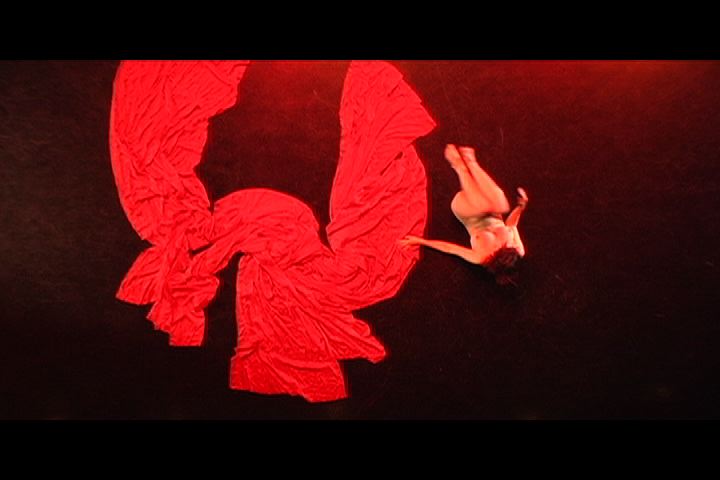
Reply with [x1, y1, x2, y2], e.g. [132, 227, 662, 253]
[110, 60, 436, 402]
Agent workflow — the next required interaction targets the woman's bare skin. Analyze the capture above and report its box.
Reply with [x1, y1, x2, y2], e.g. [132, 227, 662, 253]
[399, 144, 527, 265]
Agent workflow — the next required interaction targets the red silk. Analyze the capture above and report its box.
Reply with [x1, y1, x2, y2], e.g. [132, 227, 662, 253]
[110, 60, 436, 402]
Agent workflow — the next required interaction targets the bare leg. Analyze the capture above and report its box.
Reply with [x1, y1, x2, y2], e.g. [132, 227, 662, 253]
[451, 191, 484, 221]
[445, 144, 497, 213]
[458, 147, 510, 213]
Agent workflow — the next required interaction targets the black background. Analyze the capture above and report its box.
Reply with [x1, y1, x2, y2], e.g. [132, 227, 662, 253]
[2, 59, 719, 420]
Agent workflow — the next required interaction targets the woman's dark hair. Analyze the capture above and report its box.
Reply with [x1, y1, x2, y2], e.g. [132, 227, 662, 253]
[484, 246, 521, 286]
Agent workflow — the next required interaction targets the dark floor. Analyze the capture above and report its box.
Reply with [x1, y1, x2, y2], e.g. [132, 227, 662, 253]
[1, 60, 719, 419]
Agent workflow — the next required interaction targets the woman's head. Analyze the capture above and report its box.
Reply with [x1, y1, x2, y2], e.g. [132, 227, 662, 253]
[484, 246, 521, 286]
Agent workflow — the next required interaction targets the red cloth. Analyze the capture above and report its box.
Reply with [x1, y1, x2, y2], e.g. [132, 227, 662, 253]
[110, 60, 436, 402]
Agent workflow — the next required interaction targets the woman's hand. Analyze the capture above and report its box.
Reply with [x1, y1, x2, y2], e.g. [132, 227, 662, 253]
[398, 235, 424, 248]
[517, 187, 528, 208]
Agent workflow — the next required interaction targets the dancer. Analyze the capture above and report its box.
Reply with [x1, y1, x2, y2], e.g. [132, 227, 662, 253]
[400, 144, 528, 284]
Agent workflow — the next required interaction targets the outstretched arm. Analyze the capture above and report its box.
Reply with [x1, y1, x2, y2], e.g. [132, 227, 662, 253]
[399, 236, 484, 264]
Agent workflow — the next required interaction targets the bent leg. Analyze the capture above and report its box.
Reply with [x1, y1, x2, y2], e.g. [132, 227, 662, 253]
[458, 147, 510, 213]
[445, 144, 496, 213]
[451, 190, 487, 220]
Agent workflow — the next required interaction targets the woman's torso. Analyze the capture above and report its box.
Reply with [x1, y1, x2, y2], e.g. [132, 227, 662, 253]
[456, 211, 525, 262]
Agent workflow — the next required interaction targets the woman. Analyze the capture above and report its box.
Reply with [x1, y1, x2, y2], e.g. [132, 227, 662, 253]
[400, 144, 528, 285]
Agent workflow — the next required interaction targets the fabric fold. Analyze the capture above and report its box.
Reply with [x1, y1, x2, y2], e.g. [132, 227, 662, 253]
[110, 60, 435, 402]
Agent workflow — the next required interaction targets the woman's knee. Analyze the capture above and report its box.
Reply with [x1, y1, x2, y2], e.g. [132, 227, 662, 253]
[452, 191, 488, 217]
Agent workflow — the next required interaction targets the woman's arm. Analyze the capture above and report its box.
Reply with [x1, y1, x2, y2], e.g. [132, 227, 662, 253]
[505, 187, 528, 228]
[399, 236, 484, 264]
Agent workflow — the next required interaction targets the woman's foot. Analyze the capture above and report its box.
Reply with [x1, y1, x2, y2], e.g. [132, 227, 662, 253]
[458, 146, 479, 166]
[444, 144, 465, 170]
